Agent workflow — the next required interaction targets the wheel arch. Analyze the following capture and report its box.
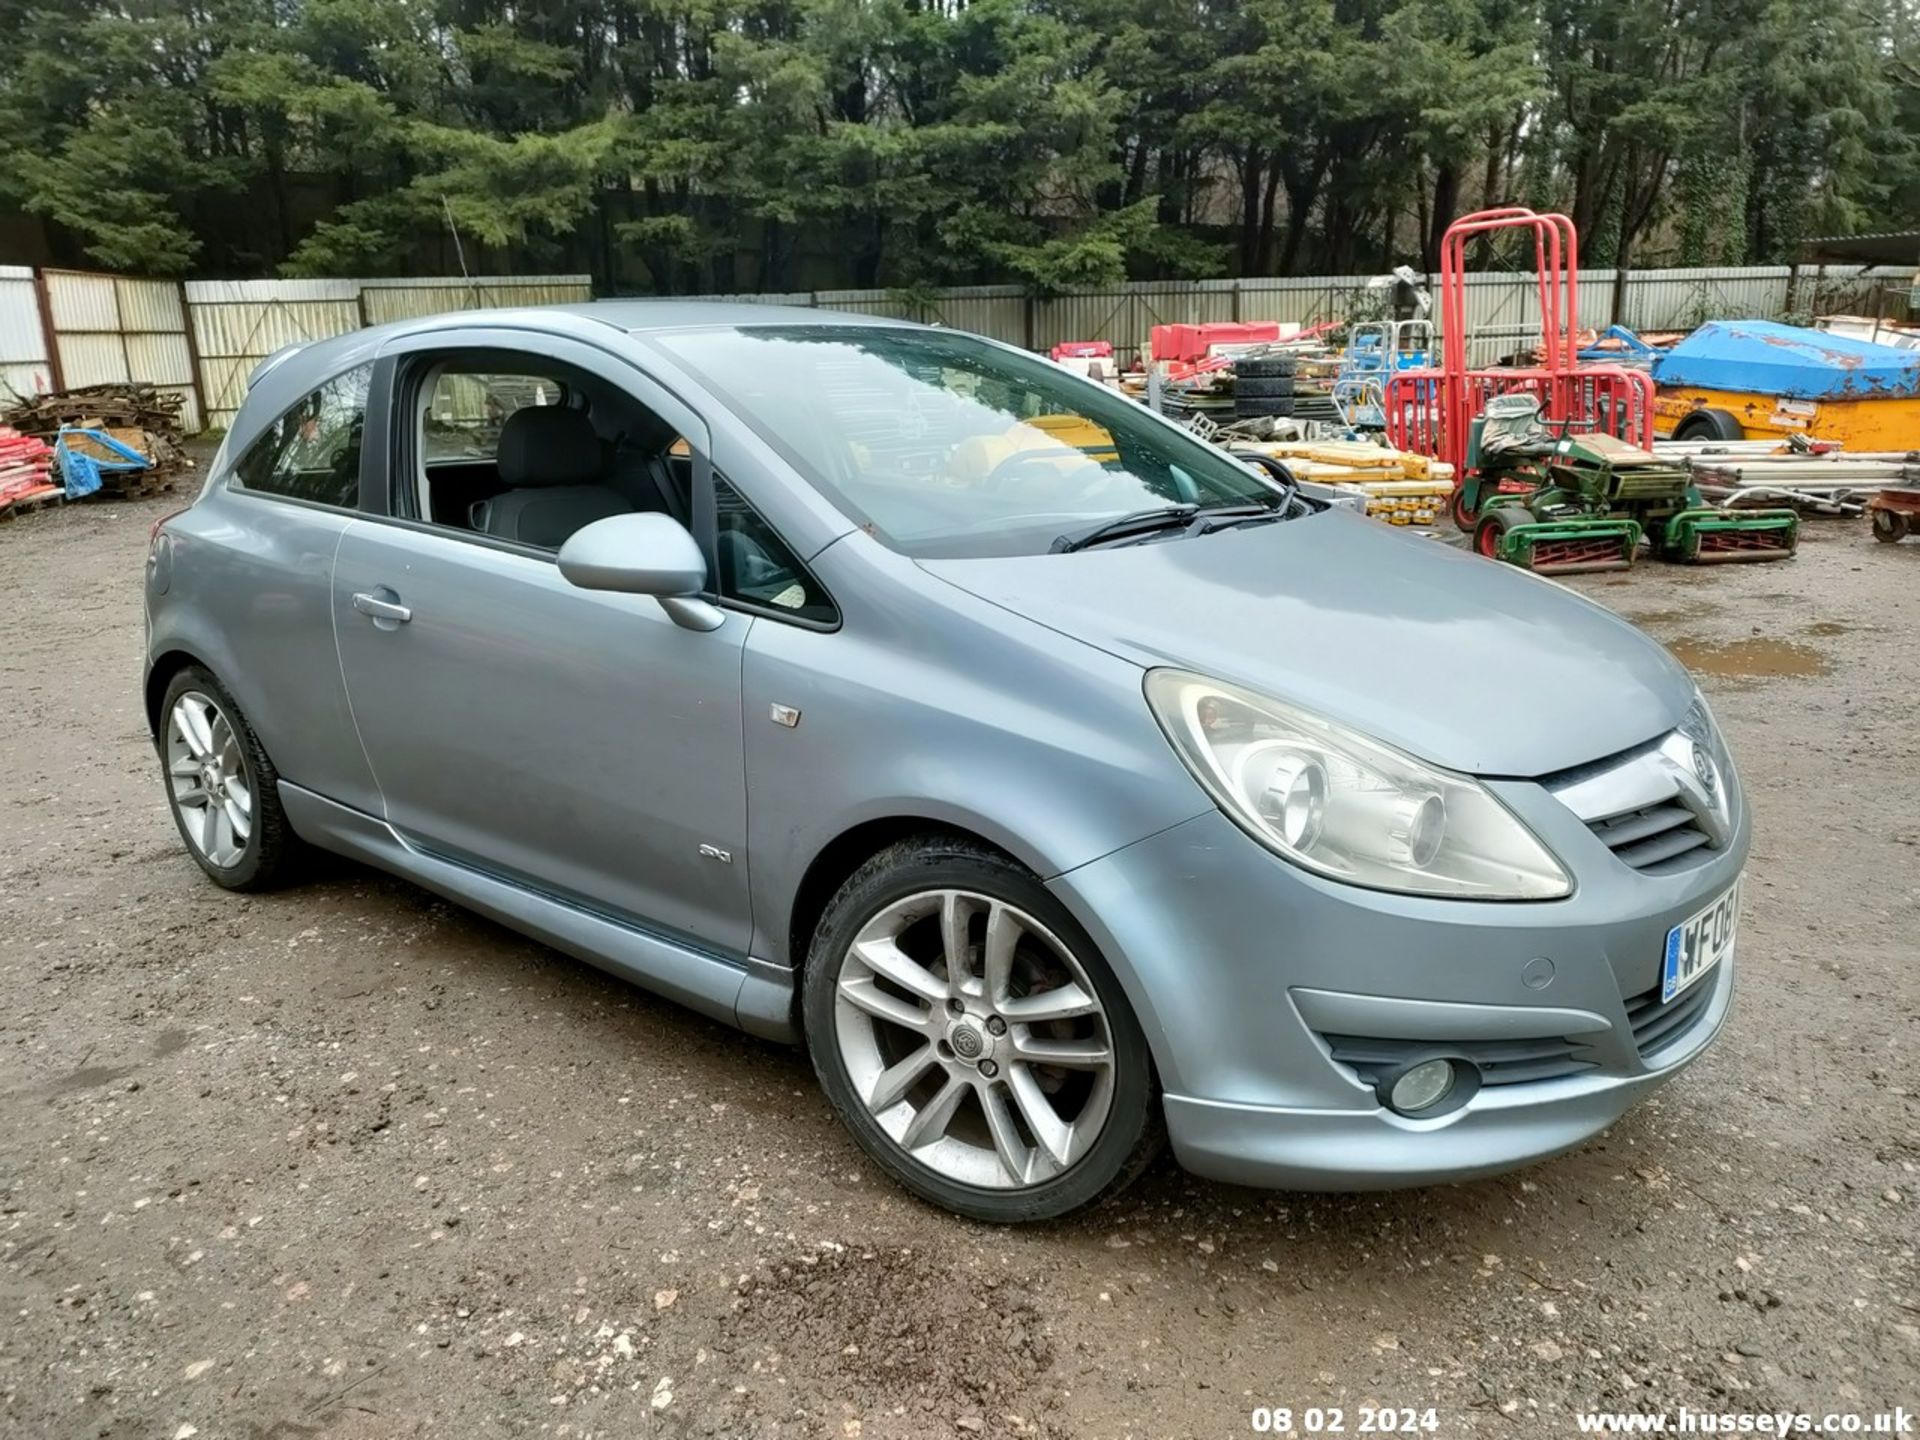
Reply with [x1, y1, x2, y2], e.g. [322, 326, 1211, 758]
[145, 647, 214, 738]
[785, 815, 1023, 975]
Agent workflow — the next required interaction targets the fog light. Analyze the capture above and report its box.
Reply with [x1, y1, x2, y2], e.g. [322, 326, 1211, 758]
[1387, 1058, 1456, 1115]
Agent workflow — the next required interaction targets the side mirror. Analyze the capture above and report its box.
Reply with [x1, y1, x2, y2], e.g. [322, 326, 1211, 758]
[558, 513, 723, 631]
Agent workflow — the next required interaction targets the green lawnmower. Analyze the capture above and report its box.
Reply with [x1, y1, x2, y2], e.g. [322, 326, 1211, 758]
[1451, 394, 1799, 574]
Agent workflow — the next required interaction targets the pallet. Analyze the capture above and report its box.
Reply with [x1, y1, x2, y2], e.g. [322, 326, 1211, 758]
[0, 484, 65, 522]
[76, 476, 178, 503]
[93, 475, 179, 501]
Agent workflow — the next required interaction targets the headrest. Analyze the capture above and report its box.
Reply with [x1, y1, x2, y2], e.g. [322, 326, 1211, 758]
[497, 406, 603, 487]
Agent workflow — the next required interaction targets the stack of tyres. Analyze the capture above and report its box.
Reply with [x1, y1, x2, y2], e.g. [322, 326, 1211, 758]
[1234, 356, 1296, 420]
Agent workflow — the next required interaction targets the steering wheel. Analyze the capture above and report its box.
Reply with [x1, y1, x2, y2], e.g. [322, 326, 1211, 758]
[982, 447, 1115, 500]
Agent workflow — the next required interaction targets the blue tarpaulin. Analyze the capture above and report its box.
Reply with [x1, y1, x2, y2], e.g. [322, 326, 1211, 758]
[54, 427, 150, 499]
[1650, 321, 1920, 401]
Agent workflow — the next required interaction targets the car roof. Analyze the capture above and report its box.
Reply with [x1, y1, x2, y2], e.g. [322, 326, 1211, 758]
[244, 300, 915, 401]
[560, 299, 916, 334]
[228, 300, 928, 458]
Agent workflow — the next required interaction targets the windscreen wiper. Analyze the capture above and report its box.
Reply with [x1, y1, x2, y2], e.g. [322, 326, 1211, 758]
[1052, 497, 1297, 553]
[1189, 498, 1295, 536]
[1051, 504, 1200, 553]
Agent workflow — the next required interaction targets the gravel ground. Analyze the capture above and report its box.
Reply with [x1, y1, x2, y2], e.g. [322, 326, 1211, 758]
[1, 475, 1915, 1440]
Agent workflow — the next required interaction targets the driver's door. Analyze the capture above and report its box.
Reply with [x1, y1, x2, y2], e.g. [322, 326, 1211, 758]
[330, 335, 753, 957]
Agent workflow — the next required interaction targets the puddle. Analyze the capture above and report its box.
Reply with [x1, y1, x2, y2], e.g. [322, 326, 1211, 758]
[1665, 635, 1831, 678]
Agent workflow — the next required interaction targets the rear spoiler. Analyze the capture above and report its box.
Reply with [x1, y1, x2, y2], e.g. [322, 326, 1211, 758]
[247, 342, 308, 391]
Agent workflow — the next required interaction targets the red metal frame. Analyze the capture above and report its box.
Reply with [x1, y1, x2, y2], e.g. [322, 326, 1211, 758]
[1389, 366, 1656, 466]
[1386, 207, 1653, 475]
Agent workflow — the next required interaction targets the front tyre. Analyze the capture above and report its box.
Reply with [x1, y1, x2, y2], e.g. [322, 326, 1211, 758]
[158, 666, 301, 891]
[1449, 482, 1480, 532]
[1474, 503, 1526, 561]
[803, 838, 1163, 1222]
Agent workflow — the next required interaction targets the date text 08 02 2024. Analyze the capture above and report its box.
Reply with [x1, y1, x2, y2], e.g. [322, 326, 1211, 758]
[1251, 1407, 1443, 1434]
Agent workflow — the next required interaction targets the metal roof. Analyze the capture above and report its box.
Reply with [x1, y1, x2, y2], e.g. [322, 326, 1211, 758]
[1795, 231, 1920, 266]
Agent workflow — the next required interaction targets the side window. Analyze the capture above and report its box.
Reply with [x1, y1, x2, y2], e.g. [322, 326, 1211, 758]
[715, 478, 836, 624]
[422, 371, 568, 463]
[232, 364, 371, 508]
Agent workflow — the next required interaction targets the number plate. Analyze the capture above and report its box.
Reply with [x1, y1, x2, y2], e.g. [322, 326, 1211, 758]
[1662, 880, 1739, 1003]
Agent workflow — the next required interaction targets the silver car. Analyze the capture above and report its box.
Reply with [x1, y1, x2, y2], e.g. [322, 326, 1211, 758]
[144, 305, 1745, 1222]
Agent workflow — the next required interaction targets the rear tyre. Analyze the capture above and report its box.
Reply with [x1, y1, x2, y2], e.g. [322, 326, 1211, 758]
[158, 666, 301, 891]
[1236, 357, 1296, 379]
[803, 837, 1163, 1223]
[1474, 504, 1525, 562]
[1673, 407, 1744, 443]
[1234, 396, 1296, 419]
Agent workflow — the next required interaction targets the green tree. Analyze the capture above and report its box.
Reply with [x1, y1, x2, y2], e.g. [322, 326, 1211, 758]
[0, 0, 1912, 286]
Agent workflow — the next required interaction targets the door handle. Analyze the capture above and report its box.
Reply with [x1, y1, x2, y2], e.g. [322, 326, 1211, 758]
[352, 591, 412, 624]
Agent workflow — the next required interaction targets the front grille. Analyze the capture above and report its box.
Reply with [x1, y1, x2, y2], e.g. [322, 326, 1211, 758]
[1625, 978, 1718, 1059]
[1544, 730, 1726, 877]
[1586, 802, 1714, 872]
[1321, 1032, 1595, 1088]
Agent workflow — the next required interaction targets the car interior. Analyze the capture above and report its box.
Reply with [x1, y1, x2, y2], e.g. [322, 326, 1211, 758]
[408, 355, 693, 550]
[404, 353, 831, 619]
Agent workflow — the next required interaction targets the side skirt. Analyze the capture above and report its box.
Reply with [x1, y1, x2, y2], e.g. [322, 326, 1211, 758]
[277, 781, 798, 1043]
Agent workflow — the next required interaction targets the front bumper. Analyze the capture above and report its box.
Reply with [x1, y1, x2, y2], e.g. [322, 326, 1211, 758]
[1046, 776, 1748, 1191]
[1163, 964, 1731, 1189]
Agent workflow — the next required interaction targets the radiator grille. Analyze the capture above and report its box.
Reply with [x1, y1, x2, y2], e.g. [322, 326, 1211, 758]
[1544, 730, 1727, 877]
[1586, 802, 1714, 873]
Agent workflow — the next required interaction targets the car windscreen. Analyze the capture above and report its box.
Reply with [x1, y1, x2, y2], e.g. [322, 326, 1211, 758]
[646, 325, 1287, 558]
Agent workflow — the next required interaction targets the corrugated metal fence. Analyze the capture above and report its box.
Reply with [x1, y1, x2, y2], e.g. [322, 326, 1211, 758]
[687, 266, 1886, 366]
[0, 270, 592, 433]
[0, 266, 53, 407]
[0, 264, 1888, 433]
[188, 275, 592, 429]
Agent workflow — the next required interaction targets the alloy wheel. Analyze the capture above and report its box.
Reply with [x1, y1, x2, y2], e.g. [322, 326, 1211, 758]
[831, 889, 1116, 1189]
[165, 691, 254, 868]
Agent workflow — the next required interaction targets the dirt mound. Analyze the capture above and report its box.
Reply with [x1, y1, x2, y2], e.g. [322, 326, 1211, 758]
[724, 1247, 1056, 1435]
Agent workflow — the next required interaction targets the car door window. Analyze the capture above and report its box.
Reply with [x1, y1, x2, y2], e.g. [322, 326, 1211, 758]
[399, 351, 684, 549]
[715, 477, 836, 623]
[232, 363, 371, 508]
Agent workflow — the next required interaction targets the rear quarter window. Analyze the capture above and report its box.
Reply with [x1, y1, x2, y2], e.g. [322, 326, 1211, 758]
[231, 364, 373, 509]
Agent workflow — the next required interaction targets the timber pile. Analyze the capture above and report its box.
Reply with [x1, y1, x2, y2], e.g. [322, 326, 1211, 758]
[0, 383, 188, 498]
[0, 426, 61, 521]
[1, 381, 184, 437]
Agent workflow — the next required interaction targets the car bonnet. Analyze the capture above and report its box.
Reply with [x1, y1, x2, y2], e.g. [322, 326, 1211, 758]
[916, 507, 1696, 778]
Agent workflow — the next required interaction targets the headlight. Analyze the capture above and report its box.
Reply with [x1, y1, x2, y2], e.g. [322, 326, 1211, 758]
[1145, 669, 1571, 899]
[1679, 688, 1734, 811]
